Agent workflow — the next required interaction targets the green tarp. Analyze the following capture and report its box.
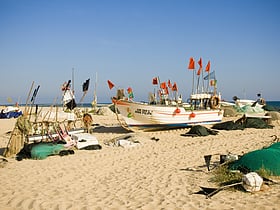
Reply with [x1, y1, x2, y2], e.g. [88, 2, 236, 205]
[31, 143, 65, 160]
[230, 142, 280, 176]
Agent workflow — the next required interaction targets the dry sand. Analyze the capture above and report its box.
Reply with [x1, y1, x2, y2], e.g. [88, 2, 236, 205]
[0, 107, 280, 210]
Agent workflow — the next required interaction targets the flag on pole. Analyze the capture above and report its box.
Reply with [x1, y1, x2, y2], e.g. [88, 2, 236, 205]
[107, 80, 115, 90]
[168, 79, 172, 88]
[203, 71, 215, 80]
[198, 58, 202, 69]
[172, 82, 178, 91]
[205, 61, 211, 72]
[127, 87, 134, 99]
[197, 67, 202, 76]
[152, 77, 158, 85]
[82, 79, 90, 92]
[210, 79, 217, 86]
[31, 85, 40, 102]
[188, 57, 195, 70]
[160, 82, 166, 89]
[165, 87, 169, 95]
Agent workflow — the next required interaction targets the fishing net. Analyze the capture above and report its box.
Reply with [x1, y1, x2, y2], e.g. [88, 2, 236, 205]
[230, 142, 280, 176]
[212, 117, 273, 130]
[244, 118, 273, 129]
[234, 105, 265, 114]
[4, 116, 32, 157]
[16, 115, 32, 134]
[181, 125, 219, 137]
[30, 143, 65, 160]
[212, 121, 244, 130]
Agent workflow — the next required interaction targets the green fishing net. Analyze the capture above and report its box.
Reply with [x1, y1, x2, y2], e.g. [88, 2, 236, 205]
[31, 143, 65, 160]
[230, 142, 280, 176]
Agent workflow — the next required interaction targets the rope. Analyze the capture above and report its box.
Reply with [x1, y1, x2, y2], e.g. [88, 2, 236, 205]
[113, 103, 134, 132]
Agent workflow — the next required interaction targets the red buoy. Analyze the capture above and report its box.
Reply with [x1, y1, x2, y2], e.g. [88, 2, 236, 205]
[190, 112, 196, 118]
[175, 108, 181, 114]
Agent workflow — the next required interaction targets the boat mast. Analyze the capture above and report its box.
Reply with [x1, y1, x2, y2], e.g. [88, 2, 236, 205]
[72, 67, 75, 94]
[92, 72, 98, 108]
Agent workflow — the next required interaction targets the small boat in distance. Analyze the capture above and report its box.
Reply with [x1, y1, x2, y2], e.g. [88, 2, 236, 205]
[110, 58, 224, 131]
[221, 94, 266, 109]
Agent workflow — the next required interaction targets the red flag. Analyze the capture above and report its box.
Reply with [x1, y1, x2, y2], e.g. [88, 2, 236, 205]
[198, 57, 202, 68]
[168, 80, 172, 88]
[172, 82, 178, 91]
[152, 77, 158, 85]
[165, 87, 169, 95]
[127, 87, 132, 94]
[205, 61, 211, 72]
[197, 68, 202, 76]
[107, 80, 115, 90]
[188, 57, 195, 70]
[160, 82, 166, 89]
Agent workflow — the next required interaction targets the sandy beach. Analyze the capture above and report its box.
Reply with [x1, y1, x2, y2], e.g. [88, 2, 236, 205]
[0, 107, 280, 210]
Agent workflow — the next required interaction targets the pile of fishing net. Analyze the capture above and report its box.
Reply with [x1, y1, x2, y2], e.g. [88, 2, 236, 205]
[16, 142, 74, 160]
[181, 125, 219, 137]
[234, 104, 265, 114]
[212, 117, 273, 130]
[230, 142, 280, 176]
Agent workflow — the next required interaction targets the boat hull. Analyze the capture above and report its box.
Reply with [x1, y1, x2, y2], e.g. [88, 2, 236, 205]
[113, 100, 224, 131]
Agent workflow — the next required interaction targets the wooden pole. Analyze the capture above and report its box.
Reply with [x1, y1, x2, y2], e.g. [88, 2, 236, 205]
[24, 81, 35, 116]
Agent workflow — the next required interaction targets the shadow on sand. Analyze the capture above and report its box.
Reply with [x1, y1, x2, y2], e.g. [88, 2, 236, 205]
[92, 125, 131, 134]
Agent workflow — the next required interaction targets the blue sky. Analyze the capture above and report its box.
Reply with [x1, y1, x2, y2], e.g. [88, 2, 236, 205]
[0, 0, 279, 105]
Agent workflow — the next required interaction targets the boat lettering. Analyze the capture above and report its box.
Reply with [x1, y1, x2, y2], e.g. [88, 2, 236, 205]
[135, 108, 152, 115]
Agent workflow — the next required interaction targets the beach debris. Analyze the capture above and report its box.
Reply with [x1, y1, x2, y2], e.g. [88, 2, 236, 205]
[71, 133, 102, 150]
[180, 167, 205, 172]
[204, 155, 212, 171]
[104, 134, 140, 148]
[242, 172, 263, 192]
[59, 149, 75, 156]
[0, 106, 23, 119]
[0, 158, 8, 168]
[270, 135, 279, 143]
[195, 182, 242, 198]
[151, 137, 160, 142]
[181, 125, 219, 137]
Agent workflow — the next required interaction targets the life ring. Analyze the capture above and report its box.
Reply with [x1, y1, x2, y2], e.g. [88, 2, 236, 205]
[210, 95, 220, 109]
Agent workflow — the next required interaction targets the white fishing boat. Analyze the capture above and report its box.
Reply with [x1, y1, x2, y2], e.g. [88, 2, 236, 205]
[221, 94, 266, 108]
[113, 97, 223, 131]
[110, 58, 224, 131]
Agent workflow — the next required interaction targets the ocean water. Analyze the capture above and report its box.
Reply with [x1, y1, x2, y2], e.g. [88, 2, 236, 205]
[265, 101, 280, 111]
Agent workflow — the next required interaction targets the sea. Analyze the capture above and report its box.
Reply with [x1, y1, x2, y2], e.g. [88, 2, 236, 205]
[263, 101, 280, 111]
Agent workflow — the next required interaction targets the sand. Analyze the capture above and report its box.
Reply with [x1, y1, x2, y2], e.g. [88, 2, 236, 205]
[1, 107, 280, 210]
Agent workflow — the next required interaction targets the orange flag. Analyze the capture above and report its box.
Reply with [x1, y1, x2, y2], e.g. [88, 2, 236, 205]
[127, 87, 132, 93]
[168, 80, 172, 88]
[197, 67, 202, 76]
[198, 57, 202, 69]
[172, 82, 178, 91]
[160, 82, 166, 89]
[107, 80, 115, 90]
[188, 57, 195, 70]
[165, 87, 169, 95]
[205, 61, 211, 72]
